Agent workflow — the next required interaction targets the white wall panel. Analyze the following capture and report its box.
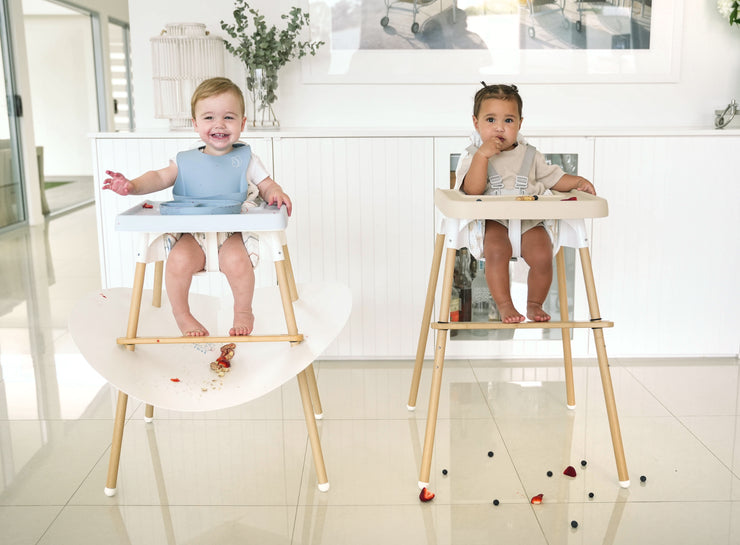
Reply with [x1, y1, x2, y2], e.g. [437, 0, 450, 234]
[273, 137, 435, 358]
[593, 137, 740, 356]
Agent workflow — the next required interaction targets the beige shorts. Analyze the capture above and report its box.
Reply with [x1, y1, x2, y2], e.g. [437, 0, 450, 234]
[164, 232, 260, 269]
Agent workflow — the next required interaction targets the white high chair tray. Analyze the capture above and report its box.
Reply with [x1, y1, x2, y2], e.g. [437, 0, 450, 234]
[435, 189, 608, 220]
[69, 282, 351, 412]
[115, 201, 289, 233]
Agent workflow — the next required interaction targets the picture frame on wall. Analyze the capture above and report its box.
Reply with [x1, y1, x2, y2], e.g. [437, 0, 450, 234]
[302, 0, 682, 84]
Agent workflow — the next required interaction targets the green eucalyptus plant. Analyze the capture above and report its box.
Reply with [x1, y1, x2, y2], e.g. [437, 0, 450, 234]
[220, 0, 324, 122]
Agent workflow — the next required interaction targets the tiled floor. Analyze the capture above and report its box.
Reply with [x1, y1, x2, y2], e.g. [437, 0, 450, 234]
[1, 206, 739, 544]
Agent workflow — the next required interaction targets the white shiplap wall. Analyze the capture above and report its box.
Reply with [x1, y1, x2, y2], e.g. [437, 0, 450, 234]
[273, 137, 435, 358]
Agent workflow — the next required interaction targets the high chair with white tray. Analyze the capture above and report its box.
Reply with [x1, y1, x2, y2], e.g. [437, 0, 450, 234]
[407, 189, 629, 489]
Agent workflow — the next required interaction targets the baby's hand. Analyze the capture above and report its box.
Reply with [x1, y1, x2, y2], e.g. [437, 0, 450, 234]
[574, 177, 596, 195]
[103, 170, 134, 195]
[266, 190, 292, 216]
[477, 137, 504, 159]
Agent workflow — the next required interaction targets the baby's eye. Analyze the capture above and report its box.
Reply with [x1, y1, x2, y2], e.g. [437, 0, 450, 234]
[486, 117, 494, 123]
[505, 118, 514, 123]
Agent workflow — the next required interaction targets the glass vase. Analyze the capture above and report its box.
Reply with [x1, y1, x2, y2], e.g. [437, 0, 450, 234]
[246, 67, 279, 129]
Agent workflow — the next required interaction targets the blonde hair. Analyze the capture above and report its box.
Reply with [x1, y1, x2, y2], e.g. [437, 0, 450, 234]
[190, 77, 245, 119]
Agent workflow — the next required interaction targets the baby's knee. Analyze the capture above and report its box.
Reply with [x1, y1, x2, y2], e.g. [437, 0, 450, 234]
[218, 245, 252, 275]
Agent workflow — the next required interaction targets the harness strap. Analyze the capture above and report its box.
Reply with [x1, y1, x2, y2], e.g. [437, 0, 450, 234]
[466, 142, 537, 195]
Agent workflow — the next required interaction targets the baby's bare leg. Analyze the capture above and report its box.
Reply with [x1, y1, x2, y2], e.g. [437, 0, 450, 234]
[219, 234, 255, 336]
[165, 234, 208, 336]
[483, 220, 524, 323]
[521, 226, 553, 322]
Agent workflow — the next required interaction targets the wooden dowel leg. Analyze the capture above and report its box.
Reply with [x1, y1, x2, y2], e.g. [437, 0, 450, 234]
[408, 233, 446, 411]
[145, 404, 154, 422]
[125, 262, 147, 351]
[418, 246, 456, 487]
[105, 391, 128, 496]
[282, 244, 299, 302]
[152, 260, 164, 308]
[275, 260, 300, 344]
[298, 370, 329, 491]
[306, 364, 323, 418]
[579, 247, 630, 486]
[556, 248, 575, 409]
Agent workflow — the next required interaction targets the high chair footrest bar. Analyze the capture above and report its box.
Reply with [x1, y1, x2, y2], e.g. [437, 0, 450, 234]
[116, 333, 304, 345]
[432, 320, 613, 330]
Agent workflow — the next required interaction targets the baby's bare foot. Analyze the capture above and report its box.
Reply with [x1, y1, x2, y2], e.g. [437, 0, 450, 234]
[527, 302, 551, 322]
[230, 310, 254, 336]
[174, 311, 209, 336]
[496, 301, 525, 324]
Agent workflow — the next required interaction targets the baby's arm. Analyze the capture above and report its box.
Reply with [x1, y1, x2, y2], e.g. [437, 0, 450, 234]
[257, 177, 292, 215]
[551, 174, 596, 195]
[103, 161, 178, 196]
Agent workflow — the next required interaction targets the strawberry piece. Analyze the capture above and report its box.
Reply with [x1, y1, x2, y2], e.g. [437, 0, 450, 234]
[563, 465, 577, 477]
[170, 378, 180, 382]
[142, 203, 153, 208]
[419, 487, 435, 502]
[530, 493, 543, 504]
[561, 196, 578, 201]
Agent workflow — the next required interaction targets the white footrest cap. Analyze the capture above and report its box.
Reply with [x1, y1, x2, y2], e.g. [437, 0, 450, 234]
[567, 404, 576, 410]
[318, 482, 330, 492]
[104, 487, 117, 497]
[418, 480, 429, 490]
[407, 404, 416, 411]
[619, 480, 630, 488]
[314, 412, 324, 420]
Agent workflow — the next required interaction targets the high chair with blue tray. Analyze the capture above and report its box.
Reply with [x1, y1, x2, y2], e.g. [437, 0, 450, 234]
[70, 200, 351, 496]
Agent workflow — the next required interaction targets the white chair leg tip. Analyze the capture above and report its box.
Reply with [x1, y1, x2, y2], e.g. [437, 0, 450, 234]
[566, 404, 576, 410]
[619, 480, 630, 488]
[407, 404, 416, 411]
[418, 480, 429, 490]
[144, 416, 154, 423]
[104, 487, 117, 497]
[314, 412, 324, 420]
[318, 482, 330, 492]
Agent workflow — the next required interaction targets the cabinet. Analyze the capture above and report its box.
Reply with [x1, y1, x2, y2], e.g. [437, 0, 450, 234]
[91, 130, 740, 359]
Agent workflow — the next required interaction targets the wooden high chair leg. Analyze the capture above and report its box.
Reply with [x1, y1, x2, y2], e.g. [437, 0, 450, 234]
[104, 390, 129, 496]
[145, 404, 154, 422]
[152, 261, 164, 308]
[306, 364, 323, 418]
[418, 246, 456, 487]
[579, 247, 630, 486]
[556, 249, 576, 409]
[297, 369, 329, 491]
[125, 262, 147, 351]
[408, 233, 446, 411]
[282, 244, 299, 303]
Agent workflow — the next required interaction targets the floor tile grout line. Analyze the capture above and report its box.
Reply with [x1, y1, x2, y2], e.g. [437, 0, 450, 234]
[619, 362, 740, 480]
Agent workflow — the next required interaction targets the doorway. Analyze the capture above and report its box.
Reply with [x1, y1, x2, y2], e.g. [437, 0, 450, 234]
[22, 0, 100, 215]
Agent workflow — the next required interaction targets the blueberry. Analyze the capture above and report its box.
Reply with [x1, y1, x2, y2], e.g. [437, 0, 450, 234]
[580, 460, 587, 467]
[547, 470, 553, 477]
[588, 492, 594, 498]
[571, 520, 578, 529]
[493, 499, 500, 506]
[442, 469, 448, 476]
[640, 475, 647, 483]
[488, 451, 494, 458]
